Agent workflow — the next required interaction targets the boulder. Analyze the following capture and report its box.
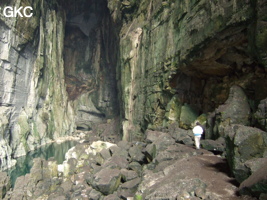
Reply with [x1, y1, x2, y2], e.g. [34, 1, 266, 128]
[137, 169, 207, 200]
[239, 159, 267, 196]
[120, 169, 139, 182]
[109, 145, 129, 158]
[163, 122, 194, 145]
[201, 138, 225, 153]
[60, 180, 73, 194]
[86, 141, 117, 156]
[246, 157, 267, 171]
[155, 144, 195, 164]
[117, 140, 131, 151]
[146, 130, 175, 152]
[224, 124, 267, 183]
[121, 178, 141, 190]
[66, 158, 78, 175]
[103, 155, 129, 169]
[216, 85, 251, 135]
[92, 168, 121, 195]
[118, 178, 142, 199]
[169, 127, 194, 146]
[88, 189, 103, 200]
[143, 144, 156, 162]
[206, 85, 252, 139]
[99, 148, 112, 161]
[129, 145, 145, 163]
[65, 144, 85, 160]
[145, 130, 165, 143]
[128, 162, 142, 176]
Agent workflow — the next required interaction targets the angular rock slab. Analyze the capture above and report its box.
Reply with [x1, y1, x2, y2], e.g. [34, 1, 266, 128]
[92, 168, 121, 195]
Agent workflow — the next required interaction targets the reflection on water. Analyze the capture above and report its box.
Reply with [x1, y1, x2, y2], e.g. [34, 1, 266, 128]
[5, 140, 77, 187]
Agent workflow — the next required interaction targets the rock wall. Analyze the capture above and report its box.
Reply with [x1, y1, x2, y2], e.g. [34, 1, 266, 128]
[63, 0, 120, 131]
[0, 0, 74, 169]
[0, 0, 120, 170]
[107, 0, 267, 140]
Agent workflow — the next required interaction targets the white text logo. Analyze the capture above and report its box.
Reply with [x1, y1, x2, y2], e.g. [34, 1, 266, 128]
[1, 6, 33, 18]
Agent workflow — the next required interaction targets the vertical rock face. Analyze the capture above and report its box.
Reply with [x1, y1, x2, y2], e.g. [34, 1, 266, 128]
[107, 0, 267, 140]
[0, 0, 75, 169]
[0, 0, 120, 170]
[63, 0, 120, 130]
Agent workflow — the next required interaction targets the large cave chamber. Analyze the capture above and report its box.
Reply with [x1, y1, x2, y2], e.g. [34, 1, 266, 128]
[0, 0, 267, 198]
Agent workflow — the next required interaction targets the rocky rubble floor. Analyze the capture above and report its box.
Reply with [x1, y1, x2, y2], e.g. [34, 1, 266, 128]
[0, 130, 261, 200]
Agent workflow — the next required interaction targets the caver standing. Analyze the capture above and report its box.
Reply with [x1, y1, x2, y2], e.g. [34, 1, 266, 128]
[192, 122, 204, 149]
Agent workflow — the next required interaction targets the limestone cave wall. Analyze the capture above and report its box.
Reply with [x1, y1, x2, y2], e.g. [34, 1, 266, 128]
[107, 0, 267, 141]
[0, 0, 120, 170]
[0, 0, 77, 169]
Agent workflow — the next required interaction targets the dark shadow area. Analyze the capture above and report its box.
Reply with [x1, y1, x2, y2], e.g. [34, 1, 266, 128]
[206, 158, 240, 187]
[62, 0, 121, 122]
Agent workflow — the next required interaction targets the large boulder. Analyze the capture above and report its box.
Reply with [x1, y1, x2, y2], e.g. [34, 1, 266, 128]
[217, 85, 250, 126]
[145, 130, 175, 151]
[208, 85, 251, 139]
[91, 168, 121, 195]
[201, 138, 225, 153]
[119, 178, 141, 199]
[129, 145, 146, 163]
[224, 124, 267, 183]
[171, 128, 194, 146]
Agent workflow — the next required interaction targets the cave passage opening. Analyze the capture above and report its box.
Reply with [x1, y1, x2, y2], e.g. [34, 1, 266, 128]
[61, 0, 121, 132]
[166, 25, 267, 139]
[171, 26, 267, 114]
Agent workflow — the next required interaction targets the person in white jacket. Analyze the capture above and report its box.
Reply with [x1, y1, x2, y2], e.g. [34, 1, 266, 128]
[192, 122, 204, 149]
